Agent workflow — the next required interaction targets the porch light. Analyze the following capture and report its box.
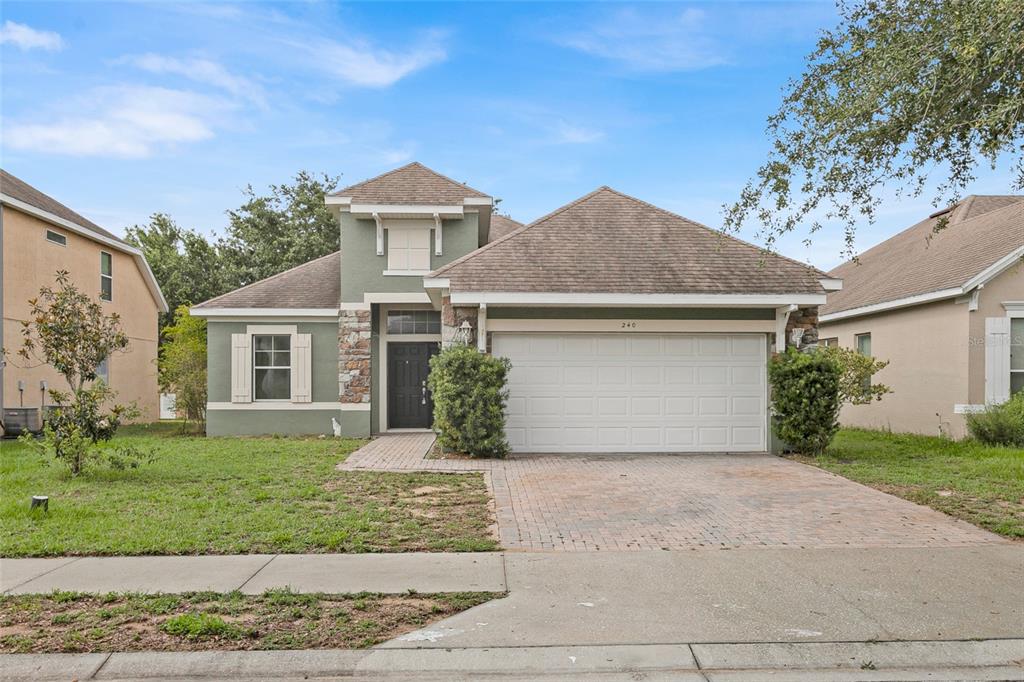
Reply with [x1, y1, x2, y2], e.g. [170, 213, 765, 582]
[456, 320, 473, 346]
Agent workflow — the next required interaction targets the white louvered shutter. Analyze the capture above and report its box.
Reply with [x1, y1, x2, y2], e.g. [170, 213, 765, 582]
[231, 333, 252, 403]
[985, 317, 1011, 405]
[290, 333, 312, 403]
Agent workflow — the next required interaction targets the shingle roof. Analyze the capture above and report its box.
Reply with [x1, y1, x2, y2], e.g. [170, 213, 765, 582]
[433, 187, 827, 295]
[822, 196, 1024, 316]
[1, 169, 128, 245]
[487, 214, 524, 242]
[193, 251, 340, 309]
[330, 162, 490, 204]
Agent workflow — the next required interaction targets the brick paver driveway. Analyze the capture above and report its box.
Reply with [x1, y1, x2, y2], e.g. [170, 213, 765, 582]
[341, 435, 1005, 552]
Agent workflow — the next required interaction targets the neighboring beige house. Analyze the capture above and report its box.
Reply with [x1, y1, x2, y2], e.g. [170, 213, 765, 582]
[820, 195, 1024, 439]
[1, 170, 168, 424]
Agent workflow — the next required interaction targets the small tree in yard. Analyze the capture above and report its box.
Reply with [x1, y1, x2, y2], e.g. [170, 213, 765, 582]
[159, 305, 207, 429]
[428, 345, 511, 458]
[819, 345, 892, 407]
[5, 271, 145, 475]
[768, 349, 842, 456]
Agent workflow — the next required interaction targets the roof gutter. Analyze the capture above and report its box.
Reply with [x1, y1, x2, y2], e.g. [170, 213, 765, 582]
[442, 291, 828, 308]
[1, 194, 169, 313]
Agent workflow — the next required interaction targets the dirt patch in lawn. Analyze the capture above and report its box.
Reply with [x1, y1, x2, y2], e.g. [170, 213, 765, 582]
[0, 590, 501, 653]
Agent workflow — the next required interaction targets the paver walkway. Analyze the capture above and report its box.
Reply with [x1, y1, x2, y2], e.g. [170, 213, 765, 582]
[340, 434, 1006, 552]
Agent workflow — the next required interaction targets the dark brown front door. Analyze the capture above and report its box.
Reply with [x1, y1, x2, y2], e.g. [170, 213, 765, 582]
[387, 342, 439, 429]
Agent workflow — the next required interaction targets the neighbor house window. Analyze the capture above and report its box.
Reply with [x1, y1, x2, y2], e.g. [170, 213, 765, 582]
[856, 333, 872, 390]
[387, 310, 441, 335]
[386, 228, 431, 272]
[46, 229, 67, 246]
[1012, 318, 1024, 396]
[96, 357, 109, 384]
[253, 335, 290, 400]
[100, 251, 113, 301]
[821, 337, 839, 348]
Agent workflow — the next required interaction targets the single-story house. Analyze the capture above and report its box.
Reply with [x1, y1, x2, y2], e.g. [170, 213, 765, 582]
[819, 195, 1024, 438]
[1, 170, 168, 426]
[192, 162, 839, 453]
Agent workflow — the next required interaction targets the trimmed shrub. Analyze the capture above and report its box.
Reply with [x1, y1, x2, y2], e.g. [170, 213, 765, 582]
[966, 392, 1024, 447]
[768, 348, 842, 455]
[428, 345, 511, 458]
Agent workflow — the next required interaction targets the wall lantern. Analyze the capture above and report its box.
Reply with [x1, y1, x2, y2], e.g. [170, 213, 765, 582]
[456, 320, 473, 346]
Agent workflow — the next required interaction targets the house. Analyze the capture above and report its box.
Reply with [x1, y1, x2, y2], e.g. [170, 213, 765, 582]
[1, 170, 168, 423]
[819, 196, 1024, 438]
[193, 162, 838, 452]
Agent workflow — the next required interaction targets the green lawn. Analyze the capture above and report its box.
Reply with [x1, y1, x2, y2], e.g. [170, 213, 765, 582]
[792, 429, 1024, 538]
[1, 423, 497, 557]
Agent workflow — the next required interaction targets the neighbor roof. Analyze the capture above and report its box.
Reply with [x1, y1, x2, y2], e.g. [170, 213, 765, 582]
[193, 251, 341, 310]
[487, 214, 524, 242]
[329, 162, 490, 204]
[432, 187, 827, 295]
[1, 169, 128, 245]
[822, 195, 1024, 317]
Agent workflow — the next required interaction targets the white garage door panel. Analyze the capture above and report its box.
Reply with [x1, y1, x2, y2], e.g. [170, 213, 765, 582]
[493, 333, 767, 453]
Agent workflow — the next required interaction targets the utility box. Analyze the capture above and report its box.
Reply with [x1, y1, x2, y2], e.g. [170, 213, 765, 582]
[2, 408, 42, 437]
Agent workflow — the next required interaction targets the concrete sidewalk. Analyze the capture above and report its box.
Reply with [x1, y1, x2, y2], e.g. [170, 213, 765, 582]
[1, 553, 506, 595]
[4, 640, 1023, 681]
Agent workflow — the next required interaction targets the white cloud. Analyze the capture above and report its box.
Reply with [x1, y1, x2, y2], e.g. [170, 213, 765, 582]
[557, 7, 727, 72]
[553, 120, 604, 145]
[0, 20, 64, 51]
[4, 85, 230, 158]
[117, 53, 266, 106]
[300, 34, 447, 87]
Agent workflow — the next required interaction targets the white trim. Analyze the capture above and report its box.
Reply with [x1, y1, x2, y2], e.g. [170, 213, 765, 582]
[208, 402, 345, 411]
[820, 288, 963, 323]
[477, 303, 487, 352]
[433, 212, 442, 256]
[450, 292, 828, 307]
[487, 318, 777, 334]
[340, 403, 371, 411]
[818, 278, 843, 291]
[954, 404, 987, 414]
[962, 246, 1024, 291]
[45, 229, 67, 246]
[245, 324, 297, 335]
[1003, 301, 1024, 314]
[463, 197, 494, 206]
[373, 212, 384, 255]
[774, 305, 798, 352]
[351, 203, 464, 218]
[363, 292, 431, 304]
[383, 270, 431, 277]
[191, 307, 339, 318]
[423, 277, 451, 289]
[325, 195, 351, 206]
[1, 194, 169, 312]
[340, 302, 371, 311]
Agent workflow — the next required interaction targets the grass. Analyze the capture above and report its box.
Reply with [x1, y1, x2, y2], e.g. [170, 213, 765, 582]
[791, 428, 1024, 538]
[0, 588, 501, 652]
[1, 422, 497, 557]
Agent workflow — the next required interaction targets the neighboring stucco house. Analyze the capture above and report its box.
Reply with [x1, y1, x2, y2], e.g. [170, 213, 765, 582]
[819, 196, 1024, 439]
[193, 162, 838, 452]
[1, 170, 168, 423]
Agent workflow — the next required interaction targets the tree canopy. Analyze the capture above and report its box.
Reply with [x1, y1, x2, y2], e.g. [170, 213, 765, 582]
[724, 0, 1024, 255]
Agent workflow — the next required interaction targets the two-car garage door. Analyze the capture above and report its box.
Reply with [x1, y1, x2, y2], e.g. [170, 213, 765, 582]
[492, 333, 767, 453]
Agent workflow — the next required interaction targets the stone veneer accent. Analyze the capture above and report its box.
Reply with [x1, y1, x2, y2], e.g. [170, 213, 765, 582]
[784, 305, 820, 351]
[441, 296, 479, 348]
[338, 308, 372, 403]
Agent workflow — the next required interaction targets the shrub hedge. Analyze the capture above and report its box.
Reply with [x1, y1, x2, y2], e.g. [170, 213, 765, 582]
[768, 348, 842, 455]
[428, 345, 512, 458]
[966, 392, 1024, 447]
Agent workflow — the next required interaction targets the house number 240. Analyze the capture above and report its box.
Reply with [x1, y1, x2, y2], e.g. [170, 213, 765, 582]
[620, 321, 638, 328]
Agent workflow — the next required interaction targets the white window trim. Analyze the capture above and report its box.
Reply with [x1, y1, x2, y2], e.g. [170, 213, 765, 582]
[1006, 303, 1024, 399]
[378, 303, 442, 434]
[383, 270, 431, 277]
[384, 222, 433, 274]
[45, 229, 67, 246]
[252, 332, 292, 402]
[100, 251, 113, 302]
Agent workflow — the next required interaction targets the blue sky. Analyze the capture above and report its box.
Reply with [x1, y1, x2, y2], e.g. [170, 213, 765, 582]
[1, 1, 1014, 270]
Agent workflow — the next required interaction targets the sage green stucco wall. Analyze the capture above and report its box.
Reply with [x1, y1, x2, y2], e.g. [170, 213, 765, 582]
[206, 320, 343, 436]
[340, 212, 480, 302]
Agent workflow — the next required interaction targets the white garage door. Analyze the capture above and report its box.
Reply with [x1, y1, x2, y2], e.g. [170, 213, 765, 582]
[492, 333, 767, 453]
